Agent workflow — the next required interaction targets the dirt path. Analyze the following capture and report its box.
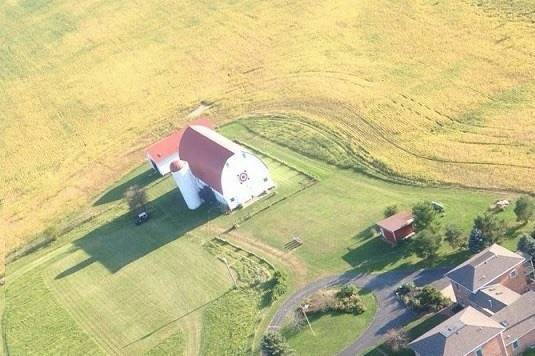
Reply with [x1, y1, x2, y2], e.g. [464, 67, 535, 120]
[224, 230, 308, 288]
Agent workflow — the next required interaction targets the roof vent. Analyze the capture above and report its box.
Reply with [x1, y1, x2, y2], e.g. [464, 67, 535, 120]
[440, 321, 464, 337]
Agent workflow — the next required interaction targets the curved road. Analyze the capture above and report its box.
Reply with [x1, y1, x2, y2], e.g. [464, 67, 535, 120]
[268, 267, 450, 355]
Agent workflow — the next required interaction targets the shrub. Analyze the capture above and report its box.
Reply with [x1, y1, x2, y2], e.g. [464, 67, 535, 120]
[384, 205, 398, 218]
[303, 285, 365, 316]
[333, 294, 365, 315]
[395, 283, 415, 297]
[336, 285, 358, 299]
[261, 332, 294, 356]
[417, 286, 450, 312]
[270, 271, 288, 302]
[400, 285, 451, 312]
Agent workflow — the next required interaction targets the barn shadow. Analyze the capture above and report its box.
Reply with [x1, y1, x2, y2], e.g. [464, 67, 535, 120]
[93, 166, 160, 206]
[56, 189, 219, 278]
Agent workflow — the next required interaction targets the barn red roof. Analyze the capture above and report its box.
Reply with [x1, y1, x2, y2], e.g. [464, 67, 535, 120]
[179, 125, 240, 194]
[376, 211, 414, 232]
[145, 117, 214, 163]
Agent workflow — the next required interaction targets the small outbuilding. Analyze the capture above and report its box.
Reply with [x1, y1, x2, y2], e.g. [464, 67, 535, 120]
[376, 211, 415, 246]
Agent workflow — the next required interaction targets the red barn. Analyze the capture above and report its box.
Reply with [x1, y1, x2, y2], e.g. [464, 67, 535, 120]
[376, 211, 415, 246]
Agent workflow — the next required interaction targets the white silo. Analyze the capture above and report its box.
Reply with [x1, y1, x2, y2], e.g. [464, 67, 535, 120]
[170, 160, 202, 210]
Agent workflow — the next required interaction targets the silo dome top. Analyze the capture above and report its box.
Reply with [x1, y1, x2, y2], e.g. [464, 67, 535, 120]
[169, 160, 185, 172]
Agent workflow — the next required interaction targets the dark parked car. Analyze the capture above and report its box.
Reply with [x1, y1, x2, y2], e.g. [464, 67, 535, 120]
[135, 211, 149, 225]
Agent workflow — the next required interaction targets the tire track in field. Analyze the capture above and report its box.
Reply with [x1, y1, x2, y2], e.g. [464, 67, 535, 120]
[334, 99, 535, 170]
[237, 98, 535, 173]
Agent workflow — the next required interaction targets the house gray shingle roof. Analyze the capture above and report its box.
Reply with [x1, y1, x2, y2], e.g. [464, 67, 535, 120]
[409, 307, 505, 356]
[469, 284, 521, 313]
[492, 291, 535, 345]
[445, 244, 525, 292]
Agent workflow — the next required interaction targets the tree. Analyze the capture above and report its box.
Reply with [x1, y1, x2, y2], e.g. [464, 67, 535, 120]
[445, 224, 465, 250]
[514, 196, 534, 224]
[124, 185, 147, 214]
[468, 214, 505, 253]
[270, 271, 288, 302]
[468, 228, 486, 254]
[412, 201, 436, 231]
[518, 234, 535, 260]
[384, 328, 408, 352]
[261, 332, 294, 356]
[412, 230, 441, 260]
[417, 286, 451, 311]
[384, 205, 398, 218]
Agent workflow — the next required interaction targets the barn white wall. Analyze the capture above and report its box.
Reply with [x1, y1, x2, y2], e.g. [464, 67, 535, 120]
[220, 151, 275, 209]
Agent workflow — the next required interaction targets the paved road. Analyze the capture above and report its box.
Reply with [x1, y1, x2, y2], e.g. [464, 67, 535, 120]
[268, 267, 450, 355]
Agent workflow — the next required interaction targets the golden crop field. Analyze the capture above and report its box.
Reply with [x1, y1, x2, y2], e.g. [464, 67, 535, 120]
[2, 0, 535, 255]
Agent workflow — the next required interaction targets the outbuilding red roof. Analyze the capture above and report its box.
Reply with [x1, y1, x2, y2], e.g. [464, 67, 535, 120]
[179, 125, 240, 194]
[145, 117, 214, 163]
[376, 211, 414, 232]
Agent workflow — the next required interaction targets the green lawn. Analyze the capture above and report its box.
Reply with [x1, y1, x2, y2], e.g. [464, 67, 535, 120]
[282, 290, 377, 356]
[3, 270, 103, 356]
[222, 121, 523, 277]
[1, 285, 6, 356]
[4, 144, 309, 355]
[4, 122, 532, 355]
[144, 332, 184, 356]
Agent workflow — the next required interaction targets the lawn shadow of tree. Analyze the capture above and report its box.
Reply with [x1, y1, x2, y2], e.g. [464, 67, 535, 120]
[343, 227, 414, 273]
[505, 221, 528, 239]
[93, 166, 160, 206]
[57, 189, 219, 278]
[344, 226, 471, 273]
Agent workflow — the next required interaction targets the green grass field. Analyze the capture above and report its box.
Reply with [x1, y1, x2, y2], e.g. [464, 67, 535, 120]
[4, 123, 533, 355]
[3, 145, 310, 355]
[282, 289, 377, 356]
[222, 122, 526, 277]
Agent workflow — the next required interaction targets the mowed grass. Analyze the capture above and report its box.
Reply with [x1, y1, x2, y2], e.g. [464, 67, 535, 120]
[3, 271, 103, 356]
[282, 290, 377, 356]
[4, 146, 310, 355]
[222, 122, 522, 276]
[3, 0, 535, 255]
[0, 285, 5, 356]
